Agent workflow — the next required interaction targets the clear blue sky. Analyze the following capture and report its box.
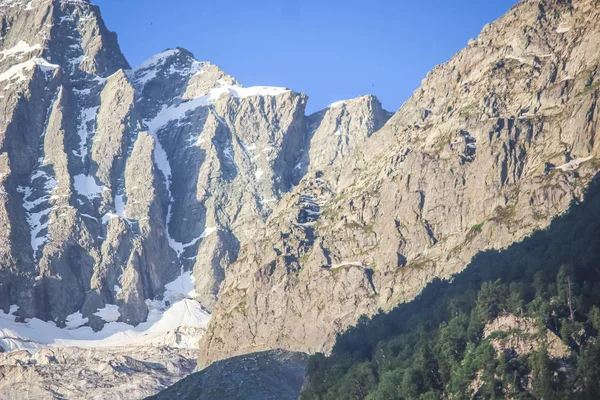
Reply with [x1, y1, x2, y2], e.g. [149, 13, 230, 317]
[95, 0, 518, 114]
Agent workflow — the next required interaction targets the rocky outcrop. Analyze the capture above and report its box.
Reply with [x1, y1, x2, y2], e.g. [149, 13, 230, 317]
[0, 7, 393, 396]
[148, 349, 308, 400]
[0, 0, 393, 396]
[199, 0, 600, 366]
[303, 95, 392, 176]
[484, 313, 570, 359]
[0, 0, 138, 326]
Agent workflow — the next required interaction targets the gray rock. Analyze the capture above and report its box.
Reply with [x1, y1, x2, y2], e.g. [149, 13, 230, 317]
[147, 349, 308, 400]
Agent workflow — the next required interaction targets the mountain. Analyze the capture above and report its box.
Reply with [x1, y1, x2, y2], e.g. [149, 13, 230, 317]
[0, 0, 389, 396]
[1, 0, 600, 397]
[198, 0, 600, 366]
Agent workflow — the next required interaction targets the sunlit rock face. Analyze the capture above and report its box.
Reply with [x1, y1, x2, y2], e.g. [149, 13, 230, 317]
[199, 0, 600, 367]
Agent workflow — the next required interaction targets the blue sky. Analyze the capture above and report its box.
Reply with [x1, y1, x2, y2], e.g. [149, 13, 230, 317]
[95, 0, 517, 113]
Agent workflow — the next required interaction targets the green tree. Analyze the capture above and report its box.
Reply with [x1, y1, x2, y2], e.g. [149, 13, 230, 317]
[367, 369, 403, 400]
[588, 305, 600, 332]
[578, 341, 600, 399]
[399, 367, 423, 399]
[531, 347, 553, 400]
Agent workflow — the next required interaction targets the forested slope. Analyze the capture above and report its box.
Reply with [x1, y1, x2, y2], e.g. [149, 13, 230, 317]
[302, 175, 600, 399]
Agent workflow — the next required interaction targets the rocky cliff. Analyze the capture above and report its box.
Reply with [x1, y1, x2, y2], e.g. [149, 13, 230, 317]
[199, 0, 600, 366]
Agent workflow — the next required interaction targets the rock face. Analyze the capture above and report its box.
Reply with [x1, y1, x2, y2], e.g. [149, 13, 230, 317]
[484, 313, 570, 359]
[2, 0, 600, 395]
[199, 0, 600, 366]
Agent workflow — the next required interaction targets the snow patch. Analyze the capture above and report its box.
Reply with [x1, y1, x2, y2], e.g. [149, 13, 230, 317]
[101, 195, 129, 225]
[136, 49, 180, 71]
[164, 270, 198, 302]
[75, 106, 99, 160]
[0, 272, 210, 352]
[73, 174, 107, 199]
[0, 58, 58, 87]
[135, 68, 157, 86]
[331, 261, 364, 269]
[260, 198, 277, 204]
[555, 156, 593, 172]
[101, 213, 116, 224]
[329, 100, 347, 108]
[327, 95, 370, 109]
[114, 194, 125, 216]
[0, 298, 210, 352]
[18, 171, 56, 260]
[94, 305, 121, 323]
[133, 49, 206, 87]
[65, 312, 88, 330]
[0, 41, 41, 60]
[168, 226, 218, 257]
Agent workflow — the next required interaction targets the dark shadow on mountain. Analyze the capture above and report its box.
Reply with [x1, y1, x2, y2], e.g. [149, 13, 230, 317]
[333, 172, 600, 357]
[300, 172, 600, 399]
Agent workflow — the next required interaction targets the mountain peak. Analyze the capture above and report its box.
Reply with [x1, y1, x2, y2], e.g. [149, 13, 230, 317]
[0, 0, 129, 78]
[0, 0, 90, 9]
[133, 48, 239, 92]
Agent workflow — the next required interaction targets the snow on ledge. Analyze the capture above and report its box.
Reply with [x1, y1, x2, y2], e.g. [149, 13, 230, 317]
[329, 100, 347, 108]
[135, 49, 181, 71]
[0, 57, 58, 85]
[168, 226, 218, 257]
[73, 174, 107, 199]
[331, 261, 364, 269]
[0, 41, 41, 59]
[94, 304, 121, 323]
[555, 156, 593, 172]
[327, 95, 372, 109]
[145, 85, 290, 135]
